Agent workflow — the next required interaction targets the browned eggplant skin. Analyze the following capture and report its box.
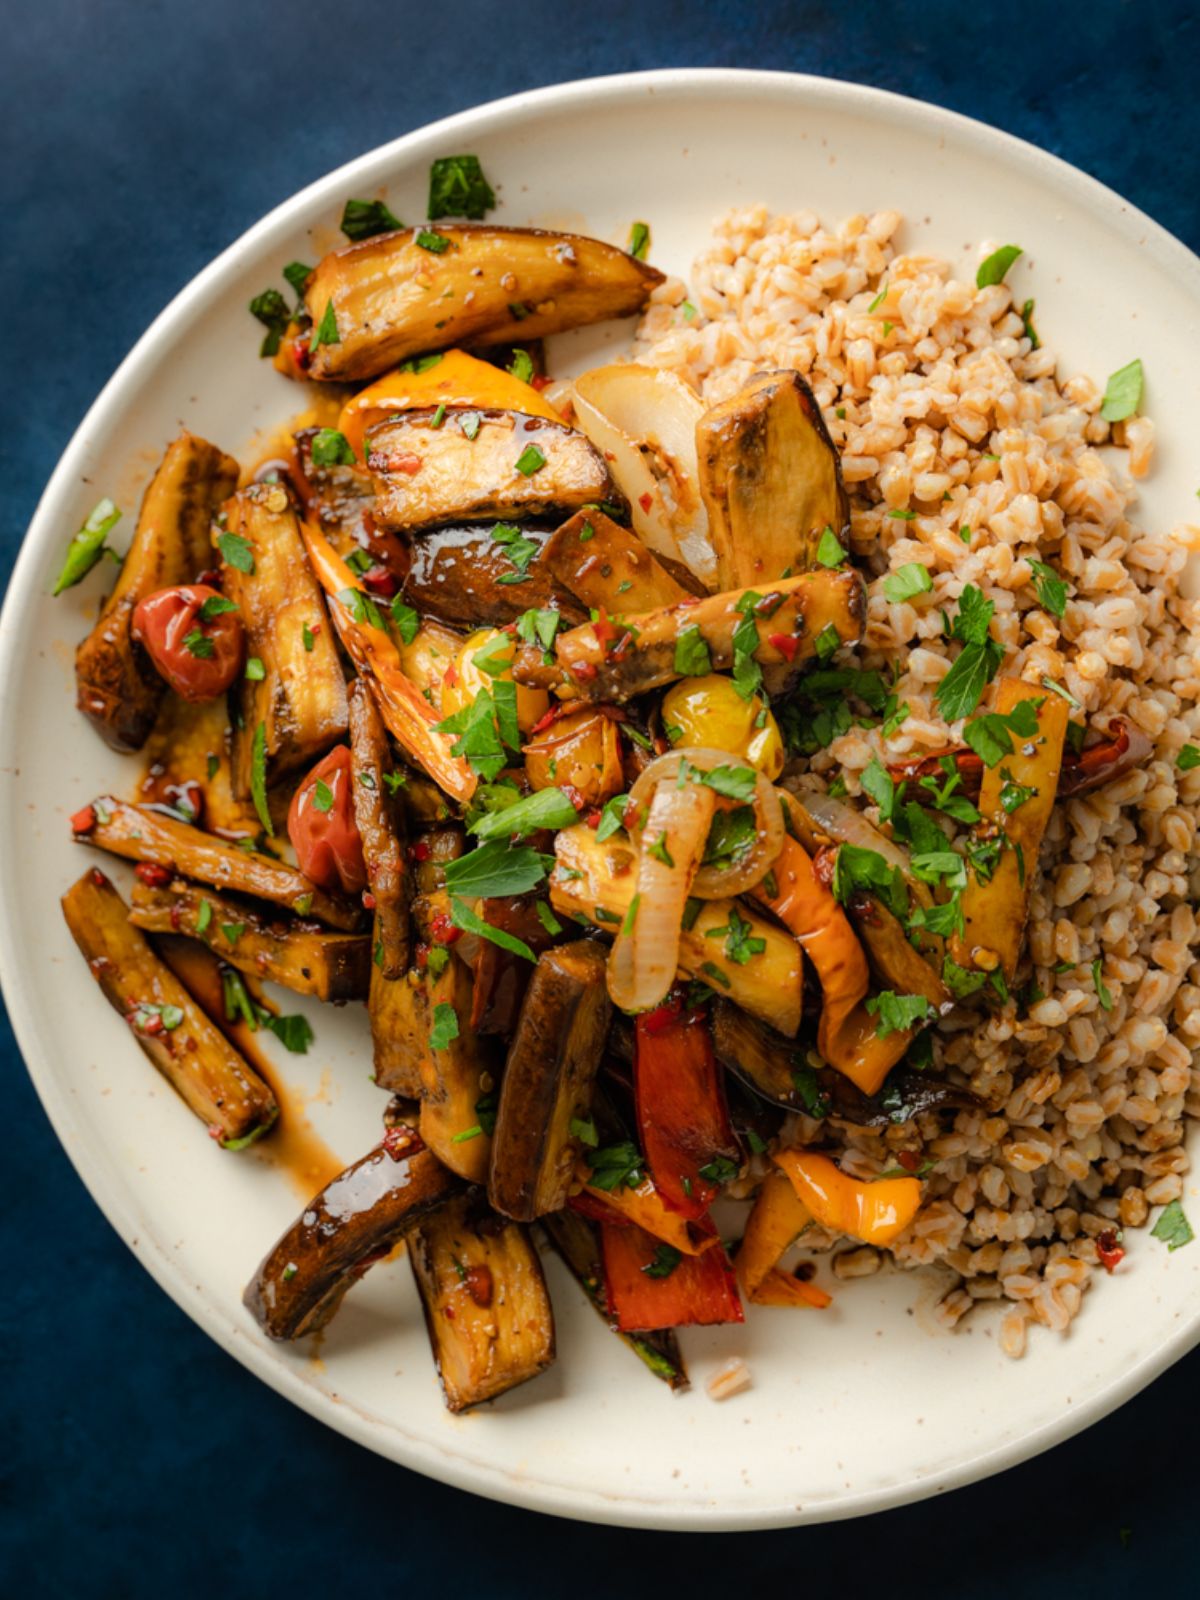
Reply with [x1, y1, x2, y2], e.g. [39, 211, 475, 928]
[62, 869, 277, 1145]
[407, 1191, 555, 1412]
[697, 369, 849, 586]
[540, 508, 689, 614]
[515, 567, 866, 703]
[218, 485, 349, 799]
[348, 678, 409, 977]
[75, 433, 239, 752]
[128, 878, 371, 1000]
[847, 893, 950, 1011]
[303, 224, 664, 383]
[709, 999, 978, 1126]
[367, 407, 610, 534]
[245, 1135, 459, 1339]
[73, 797, 362, 930]
[369, 964, 428, 1099]
[402, 522, 585, 628]
[488, 942, 611, 1222]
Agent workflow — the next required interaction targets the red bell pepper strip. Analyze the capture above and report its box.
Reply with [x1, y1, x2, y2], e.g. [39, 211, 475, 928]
[600, 1219, 744, 1332]
[634, 995, 739, 1220]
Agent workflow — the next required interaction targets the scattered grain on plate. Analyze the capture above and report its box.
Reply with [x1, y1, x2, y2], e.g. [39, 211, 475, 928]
[635, 203, 1200, 1355]
[706, 1357, 753, 1400]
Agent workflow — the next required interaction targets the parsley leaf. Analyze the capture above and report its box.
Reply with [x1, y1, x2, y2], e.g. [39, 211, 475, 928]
[935, 586, 1003, 720]
[442, 840, 548, 899]
[310, 300, 340, 351]
[976, 244, 1023, 287]
[585, 1141, 645, 1193]
[883, 563, 933, 604]
[1092, 958, 1113, 1011]
[490, 520, 540, 581]
[249, 722, 273, 836]
[469, 786, 579, 841]
[429, 1003, 460, 1051]
[963, 698, 1042, 767]
[390, 597, 420, 644]
[428, 155, 495, 220]
[514, 443, 546, 476]
[52, 498, 122, 594]
[698, 764, 757, 801]
[217, 531, 255, 574]
[262, 1012, 315, 1054]
[450, 896, 537, 963]
[311, 428, 356, 466]
[674, 624, 712, 677]
[832, 844, 908, 918]
[415, 227, 451, 253]
[198, 595, 238, 621]
[628, 221, 650, 260]
[1151, 1199, 1194, 1252]
[1100, 359, 1143, 423]
[865, 991, 934, 1038]
[702, 807, 757, 870]
[860, 756, 897, 822]
[1177, 745, 1200, 772]
[340, 198, 403, 240]
[816, 527, 846, 567]
[941, 957, 987, 999]
[1027, 559, 1068, 617]
[704, 906, 766, 965]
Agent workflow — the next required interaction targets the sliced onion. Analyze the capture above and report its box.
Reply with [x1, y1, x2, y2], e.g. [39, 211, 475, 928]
[627, 746, 785, 898]
[788, 787, 934, 911]
[571, 363, 716, 589]
[608, 780, 715, 1013]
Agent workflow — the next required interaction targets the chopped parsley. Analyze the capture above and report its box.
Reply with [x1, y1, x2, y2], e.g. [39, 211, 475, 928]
[962, 697, 1042, 767]
[585, 1141, 645, 1193]
[1100, 359, 1143, 423]
[244, 657, 265, 681]
[52, 498, 122, 594]
[704, 906, 766, 965]
[832, 843, 908, 919]
[1028, 559, 1069, 617]
[309, 300, 340, 352]
[673, 624, 712, 677]
[311, 779, 334, 814]
[628, 221, 650, 260]
[814, 623, 843, 663]
[450, 896, 536, 963]
[415, 228, 451, 253]
[390, 597, 421, 644]
[976, 244, 1023, 287]
[816, 527, 847, 567]
[198, 595, 237, 621]
[701, 806, 758, 871]
[999, 769, 1037, 814]
[248, 287, 291, 356]
[1150, 1199, 1194, 1252]
[442, 840, 548, 899]
[865, 991, 934, 1038]
[1092, 958, 1113, 1012]
[428, 154, 495, 220]
[697, 1155, 740, 1185]
[513, 443, 546, 477]
[469, 786, 578, 841]
[883, 563, 933, 604]
[250, 721, 273, 836]
[490, 520, 540, 582]
[217, 530, 255, 574]
[1020, 298, 1040, 348]
[310, 428, 357, 466]
[935, 585, 1003, 720]
[340, 197, 403, 240]
[337, 586, 385, 629]
[1177, 745, 1200, 772]
[183, 628, 214, 660]
[429, 1003, 460, 1051]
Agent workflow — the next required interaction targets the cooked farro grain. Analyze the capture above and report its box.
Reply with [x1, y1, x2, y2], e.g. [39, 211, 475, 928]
[634, 204, 1200, 1353]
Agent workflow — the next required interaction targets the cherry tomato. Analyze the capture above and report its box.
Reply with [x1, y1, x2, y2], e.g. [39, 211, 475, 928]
[131, 585, 244, 701]
[287, 746, 367, 895]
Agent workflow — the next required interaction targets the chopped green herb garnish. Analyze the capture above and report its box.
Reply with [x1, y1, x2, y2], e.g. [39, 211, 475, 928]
[217, 530, 255, 574]
[415, 228, 451, 254]
[514, 443, 546, 476]
[250, 721, 273, 836]
[52, 498, 122, 594]
[340, 197, 403, 241]
[428, 154, 495, 220]
[628, 221, 650, 260]
[1151, 1199, 1194, 1251]
[1028, 559, 1068, 617]
[310, 300, 340, 351]
[673, 624, 712, 677]
[429, 1002, 460, 1051]
[311, 428, 356, 466]
[1177, 745, 1200, 772]
[866, 991, 934, 1039]
[976, 244, 1023, 287]
[1100, 358, 1143, 423]
[883, 563, 932, 603]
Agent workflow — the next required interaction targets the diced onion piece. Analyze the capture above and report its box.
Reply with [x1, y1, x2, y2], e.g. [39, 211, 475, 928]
[628, 746, 784, 898]
[571, 363, 715, 589]
[608, 780, 715, 1013]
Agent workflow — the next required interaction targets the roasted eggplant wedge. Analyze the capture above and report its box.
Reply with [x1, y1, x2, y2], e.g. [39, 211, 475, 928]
[549, 824, 803, 1038]
[347, 678, 409, 977]
[367, 408, 610, 533]
[515, 568, 865, 702]
[244, 1129, 459, 1339]
[303, 224, 664, 383]
[128, 878, 371, 1000]
[488, 942, 611, 1221]
[540, 508, 690, 614]
[62, 869, 277, 1147]
[846, 893, 951, 1010]
[407, 1190, 555, 1412]
[697, 369, 849, 586]
[402, 522, 585, 628]
[71, 797, 361, 930]
[540, 1208, 687, 1389]
[75, 433, 239, 751]
[218, 484, 349, 799]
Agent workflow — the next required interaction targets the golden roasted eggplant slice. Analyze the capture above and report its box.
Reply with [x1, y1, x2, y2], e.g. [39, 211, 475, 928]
[244, 1129, 459, 1339]
[367, 407, 610, 533]
[72, 797, 361, 930]
[402, 522, 585, 628]
[697, 369, 849, 586]
[75, 433, 239, 751]
[369, 966, 428, 1099]
[846, 893, 951, 1011]
[348, 678, 409, 977]
[950, 679, 1069, 983]
[62, 869, 277, 1147]
[488, 942, 611, 1222]
[540, 508, 690, 615]
[218, 485, 349, 799]
[127, 878, 370, 1000]
[549, 825, 804, 1038]
[407, 1191, 555, 1412]
[303, 224, 664, 383]
[516, 568, 865, 703]
[540, 1208, 688, 1390]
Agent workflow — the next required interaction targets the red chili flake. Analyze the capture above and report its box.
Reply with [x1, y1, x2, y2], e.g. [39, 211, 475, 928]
[768, 632, 800, 661]
[572, 662, 599, 683]
[622, 799, 643, 831]
[584, 808, 603, 829]
[134, 862, 173, 888]
[415, 942, 429, 970]
[362, 565, 397, 598]
[429, 911, 462, 947]
[591, 611, 618, 648]
[443, 663, 459, 689]
[1096, 1228, 1125, 1272]
[382, 1125, 422, 1162]
[169, 905, 182, 932]
[529, 703, 566, 737]
[292, 335, 312, 373]
[362, 891, 377, 911]
[609, 631, 636, 661]
[638, 491, 653, 514]
[128, 1009, 163, 1036]
[391, 453, 423, 476]
[409, 840, 432, 862]
[309, 621, 322, 637]
[70, 804, 97, 835]
[897, 1150, 923, 1173]
[207, 1123, 225, 1142]
[89, 868, 108, 889]
[530, 373, 553, 392]
[463, 1264, 494, 1307]
[561, 784, 587, 813]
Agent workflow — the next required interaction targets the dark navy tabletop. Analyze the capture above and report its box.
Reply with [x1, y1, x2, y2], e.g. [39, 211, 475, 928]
[3, 2, 1197, 1592]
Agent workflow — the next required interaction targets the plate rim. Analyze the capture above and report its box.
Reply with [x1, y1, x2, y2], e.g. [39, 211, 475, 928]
[4, 65, 1199, 1530]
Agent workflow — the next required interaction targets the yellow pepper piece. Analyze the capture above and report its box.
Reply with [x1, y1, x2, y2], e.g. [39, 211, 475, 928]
[337, 348, 561, 458]
[441, 628, 549, 735]
[736, 1169, 831, 1308]
[660, 674, 784, 779]
[773, 1149, 921, 1247]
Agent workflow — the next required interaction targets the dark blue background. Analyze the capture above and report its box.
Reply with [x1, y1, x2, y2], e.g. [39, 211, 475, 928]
[3, 1, 1196, 1592]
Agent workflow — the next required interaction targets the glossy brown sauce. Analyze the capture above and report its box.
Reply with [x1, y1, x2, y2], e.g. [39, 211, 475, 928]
[155, 934, 344, 1198]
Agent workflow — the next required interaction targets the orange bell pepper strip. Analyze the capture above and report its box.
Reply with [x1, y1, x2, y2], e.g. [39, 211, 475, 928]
[773, 1149, 921, 1247]
[299, 521, 476, 803]
[338, 348, 561, 458]
[750, 808, 913, 1096]
[571, 1170, 719, 1257]
[736, 1170, 831, 1309]
[600, 1219, 744, 1332]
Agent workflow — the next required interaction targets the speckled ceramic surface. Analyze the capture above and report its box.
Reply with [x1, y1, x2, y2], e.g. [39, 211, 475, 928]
[3, 69, 1198, 1529]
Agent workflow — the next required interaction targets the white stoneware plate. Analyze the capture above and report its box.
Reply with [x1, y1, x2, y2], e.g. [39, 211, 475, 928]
[3, 69, 1199, 1531]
